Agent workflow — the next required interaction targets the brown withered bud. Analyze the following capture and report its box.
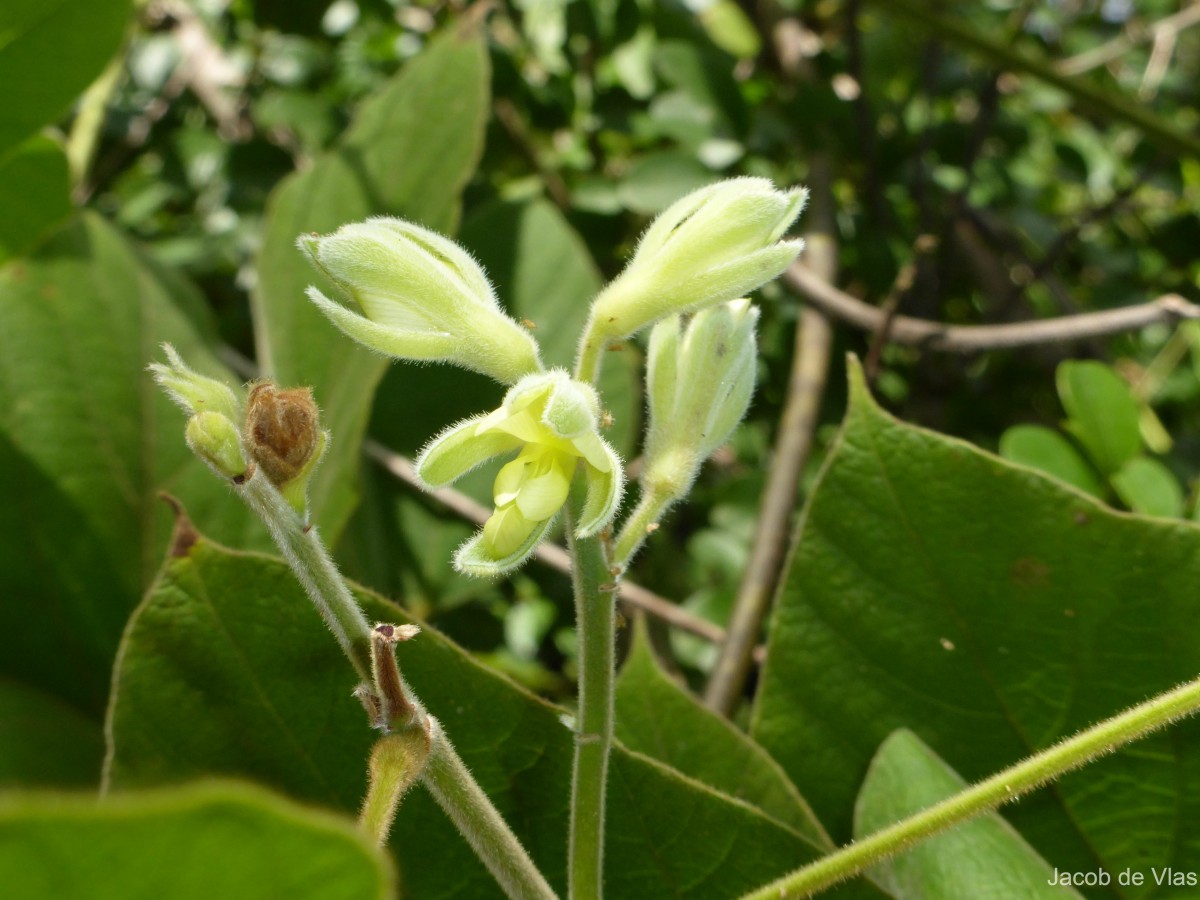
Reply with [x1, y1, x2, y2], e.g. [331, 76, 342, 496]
[243, 382, 320, 487]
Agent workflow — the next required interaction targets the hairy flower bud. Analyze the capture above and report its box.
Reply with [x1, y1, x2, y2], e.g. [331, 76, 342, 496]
[186, 411, 249, 481]
[642, 300, 759, 501]
[580, 178, 805, 366]
[151, 344, 249, 481]
[149, 343, 241, 422]
[242, 382, 327, 516]
[298, 217, 543, 385]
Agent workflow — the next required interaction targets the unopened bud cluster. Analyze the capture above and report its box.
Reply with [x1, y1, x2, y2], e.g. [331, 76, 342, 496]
[151, 346, 327, 518]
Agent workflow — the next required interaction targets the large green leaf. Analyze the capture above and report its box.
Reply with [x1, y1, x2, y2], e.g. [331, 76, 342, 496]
[0, 136, 71, 262]
[106, 532, 879, 899]
[0, 213, 259, 716]
[0, 0, 130, 157]
[251, 21, 490, 544]
[752, 359, 1200, 892]
[0, 781, 393, 898]
[615, 620, 828, 843]
[854, 730, 1082, 899]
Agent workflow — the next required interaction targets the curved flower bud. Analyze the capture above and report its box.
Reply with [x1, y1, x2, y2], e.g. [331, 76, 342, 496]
[579, 178, 805, 374]
[415, 370, 624, 577]
[186, 411, 248, 481]
[298, 217, 543, 385]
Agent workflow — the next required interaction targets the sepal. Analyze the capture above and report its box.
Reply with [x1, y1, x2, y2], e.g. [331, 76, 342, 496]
[149, 343, 241, 421]
[576, 439, 624, 538]
[415, 415, 523, 488]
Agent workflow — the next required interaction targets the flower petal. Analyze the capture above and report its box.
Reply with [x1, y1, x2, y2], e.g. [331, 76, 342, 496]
[668, 241, 803, 315]
[541, 374, 599, 439]
[576, 438, 624, 538]
[455, 515, 557, 578]
[306, 287, 459, 360]
[571, 430, 614, 473]
[482, 503, 540, 558]
[365, 216, 500, 314]
[415, 415, 522, 488]
[514, 454, 573, 521]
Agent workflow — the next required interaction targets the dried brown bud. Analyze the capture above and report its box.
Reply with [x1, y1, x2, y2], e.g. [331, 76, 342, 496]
[243, 382, 320, 487]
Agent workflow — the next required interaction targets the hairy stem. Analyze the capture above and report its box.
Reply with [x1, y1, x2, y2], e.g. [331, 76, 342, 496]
[574, 321, 606, 386]
[422, 718, 559, 900]
[566, 489, 615, 900]
[739, 675, 1200, 899]
[359, 727, 432, 846]
[240, 470, 555, 894]
[239, 471, 373, 680]
[611, 489, 672, 571]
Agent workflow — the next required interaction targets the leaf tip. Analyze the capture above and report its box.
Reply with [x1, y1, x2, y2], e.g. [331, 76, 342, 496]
[844, 353, 876, 414]
[158, 492, 200, 558]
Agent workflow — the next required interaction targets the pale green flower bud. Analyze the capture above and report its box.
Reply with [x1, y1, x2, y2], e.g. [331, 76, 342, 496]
[149, 343, 241, 422]
[186, 411, 249, 481]
[642, 300, 759, 501]
[298, 217, 543, 385]
[414, 369, 624, 577]
[582, 178, 805, 360]
[611, 300, 759, 568]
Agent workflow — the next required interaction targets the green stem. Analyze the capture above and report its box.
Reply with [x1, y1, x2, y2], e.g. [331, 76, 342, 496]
[611, 490, 672, 571]
[574, 320, 607, 386]
[241, 471, 556, 895]
[239, 471, 374, 681]
[359, 727, 432, 846]
[738, 674, 1200, 899]
[422, 717, 558, 900]
[566, 492, 615, 900]
[66, 53, 124, 190]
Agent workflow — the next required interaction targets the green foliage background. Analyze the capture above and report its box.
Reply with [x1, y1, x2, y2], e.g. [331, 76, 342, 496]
[2, 0, 1199, 897]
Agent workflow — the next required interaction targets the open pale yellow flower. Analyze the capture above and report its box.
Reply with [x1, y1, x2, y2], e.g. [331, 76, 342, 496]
[415, 370, 623, 576]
